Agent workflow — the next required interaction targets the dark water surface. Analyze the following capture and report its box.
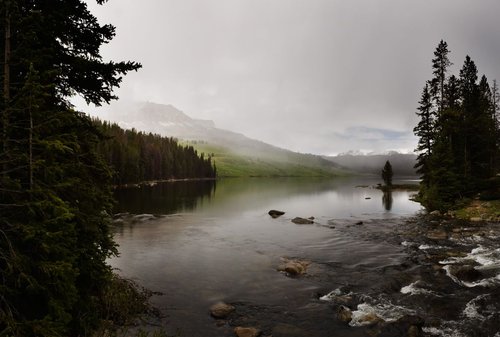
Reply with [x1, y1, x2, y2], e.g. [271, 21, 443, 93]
[111, 178, 500, 337]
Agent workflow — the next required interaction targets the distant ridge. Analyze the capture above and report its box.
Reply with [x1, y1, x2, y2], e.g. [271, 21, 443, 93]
[324, 152, 417, 176]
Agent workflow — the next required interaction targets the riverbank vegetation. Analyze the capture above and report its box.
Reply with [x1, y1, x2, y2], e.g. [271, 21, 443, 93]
[414, 40, 500, 211]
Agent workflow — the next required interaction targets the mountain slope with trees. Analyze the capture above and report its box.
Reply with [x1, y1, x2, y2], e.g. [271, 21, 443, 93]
[414, 40, 499, 210]
[100, 101, 347, 177]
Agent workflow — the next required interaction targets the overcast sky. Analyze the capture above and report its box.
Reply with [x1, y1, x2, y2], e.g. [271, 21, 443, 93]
[78, 0, 500, 155]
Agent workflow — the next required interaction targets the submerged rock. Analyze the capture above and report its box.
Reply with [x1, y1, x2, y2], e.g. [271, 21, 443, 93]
[426, 230, 447, 240]
[337, 305, 353, 323]
[291, 217, 314, 224]
[449, 265, 483, 282]
[272, 323, 307, 337]
[234, 326, 260, 337]
[210, 302, 235, 319]
[277, 258, 310, 275]
[268, 210, 285, 218]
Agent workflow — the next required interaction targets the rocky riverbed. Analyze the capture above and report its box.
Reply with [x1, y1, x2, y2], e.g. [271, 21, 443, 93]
[200, 213, 500, 337]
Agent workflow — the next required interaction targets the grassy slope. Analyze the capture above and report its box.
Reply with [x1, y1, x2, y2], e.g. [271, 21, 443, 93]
[188, 142, 348, 177]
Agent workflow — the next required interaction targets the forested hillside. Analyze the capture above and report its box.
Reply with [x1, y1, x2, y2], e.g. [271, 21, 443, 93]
[414, 40, 500, 210]
[94, 119, 216, 185]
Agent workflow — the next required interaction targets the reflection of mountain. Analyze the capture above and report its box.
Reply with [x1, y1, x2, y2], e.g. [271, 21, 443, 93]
[104, 102, 346, 177]
[324, 151, 417, 176]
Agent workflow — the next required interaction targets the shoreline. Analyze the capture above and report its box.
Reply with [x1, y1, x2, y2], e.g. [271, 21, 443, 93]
[113, 177, 217, 189]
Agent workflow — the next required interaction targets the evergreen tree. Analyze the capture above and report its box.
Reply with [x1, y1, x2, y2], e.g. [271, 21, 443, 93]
[444, 75, 461, 111]
[0, 1, 140, 335]
[413, 83, 434, 186]
[381, 160, 393, 186]
[430, 40, 452, 113]
[414, 43, 500, 210]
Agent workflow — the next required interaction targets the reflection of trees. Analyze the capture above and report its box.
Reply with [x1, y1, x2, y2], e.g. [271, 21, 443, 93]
[113, 180, 216, 214]
[382, 190, 393, 211]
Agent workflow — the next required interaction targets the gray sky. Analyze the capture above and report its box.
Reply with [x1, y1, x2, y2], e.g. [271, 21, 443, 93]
[79, 0, 500, 155]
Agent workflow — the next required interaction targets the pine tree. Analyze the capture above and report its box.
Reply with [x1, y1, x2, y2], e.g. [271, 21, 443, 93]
[430, 40, 452, 113]
[414, 44, 500, 210]
[381, 160, 393, 186]
[414, 83, 434, 186]
[0, 1, 140, 335]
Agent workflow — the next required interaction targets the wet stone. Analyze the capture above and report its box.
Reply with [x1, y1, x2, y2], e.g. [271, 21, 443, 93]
[337, 305, 353, 323]
[268, 210, 285, 218]
[277, 259, 310, 276]
[234, 326, 260, 337]
[450, 265, 483, 282]
[427, 230, 447, 240]
[291, 217, 314, 224]
[210, 302, 235, 319]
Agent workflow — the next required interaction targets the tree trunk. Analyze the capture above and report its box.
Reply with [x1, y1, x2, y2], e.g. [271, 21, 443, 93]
[2, 8, 11, 173]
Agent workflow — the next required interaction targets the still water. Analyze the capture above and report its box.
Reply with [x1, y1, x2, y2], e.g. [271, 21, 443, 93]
[111, 177, 428, 336]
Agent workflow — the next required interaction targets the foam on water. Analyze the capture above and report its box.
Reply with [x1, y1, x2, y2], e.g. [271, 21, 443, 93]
[463, 295, 489, 320]
[439, 244, 500, 287]
[400, 241, 412, 247]
[422, 325, 466, 337]
[442, 265, 500, 288]
[400, 281, 439, 296]
[418, 244, 448, 250]
[348, 300, 415, 327]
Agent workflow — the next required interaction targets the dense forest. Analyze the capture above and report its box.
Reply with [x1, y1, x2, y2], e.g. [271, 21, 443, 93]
[94, 119, 216, 185]
[414, 40, 500, 210]
[0, 1, 142, 336]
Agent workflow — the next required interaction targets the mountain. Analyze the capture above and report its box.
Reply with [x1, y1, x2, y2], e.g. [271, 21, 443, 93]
[100, 102, 347, 177]
[324, 151, 418, 176]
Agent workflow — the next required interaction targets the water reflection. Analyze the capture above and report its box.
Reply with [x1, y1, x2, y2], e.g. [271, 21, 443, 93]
[113, 177, 421, 218]
[382, 190, 393, 211]
[113, 180, 216, 214]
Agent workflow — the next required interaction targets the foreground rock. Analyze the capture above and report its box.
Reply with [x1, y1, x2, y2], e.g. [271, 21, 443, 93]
[426, 230, 447, 240]
[234, 326, 260, 337]
[291, 217, 314, 224]
[210, 302, 235, 319]
[268, 210, 285, 218]
[337, 305, 353, 323]
[277, 258, 310, 275]
[449, 265, 483, 282]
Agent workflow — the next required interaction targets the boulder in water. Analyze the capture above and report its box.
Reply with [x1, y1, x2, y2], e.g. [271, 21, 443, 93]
[426, 230, 447, 240]
[234, 327, 260, 337]
[337, 305, 353, 323]
[210, 302, 235, 319]
[291, 217, 314, 224]
[451, 265, 483, 282]
[268, 210, 285, 218]
[277, 258, 310, 275]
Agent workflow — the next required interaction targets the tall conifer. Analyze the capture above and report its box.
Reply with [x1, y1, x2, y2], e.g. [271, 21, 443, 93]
[0, 1, 140, 335]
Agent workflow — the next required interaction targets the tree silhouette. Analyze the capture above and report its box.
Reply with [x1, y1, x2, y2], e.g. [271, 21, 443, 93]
[381, 160, 393, 186]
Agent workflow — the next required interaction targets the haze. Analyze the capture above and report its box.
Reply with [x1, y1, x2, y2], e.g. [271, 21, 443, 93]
[78, 0, 500, 155]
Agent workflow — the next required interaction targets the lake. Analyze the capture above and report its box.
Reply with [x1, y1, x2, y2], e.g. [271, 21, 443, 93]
[111, 177, 500, 337]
